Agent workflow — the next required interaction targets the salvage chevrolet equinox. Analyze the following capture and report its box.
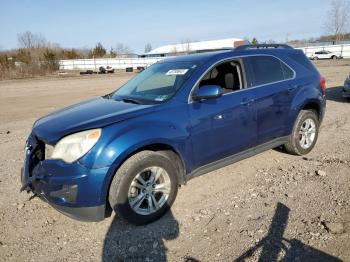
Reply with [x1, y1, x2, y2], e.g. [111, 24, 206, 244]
[21, 44, 326, 225]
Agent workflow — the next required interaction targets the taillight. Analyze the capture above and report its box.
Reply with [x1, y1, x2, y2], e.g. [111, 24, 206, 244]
[320, 76, 326, 95]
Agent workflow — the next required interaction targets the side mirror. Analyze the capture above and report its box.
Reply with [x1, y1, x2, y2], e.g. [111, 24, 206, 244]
[192, 85, 222, 101]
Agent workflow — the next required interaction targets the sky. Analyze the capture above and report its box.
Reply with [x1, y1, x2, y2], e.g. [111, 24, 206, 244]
[0, 0, 332, 53]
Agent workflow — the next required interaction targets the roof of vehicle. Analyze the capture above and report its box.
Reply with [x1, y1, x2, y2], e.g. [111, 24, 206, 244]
[159, 44, 303, 64]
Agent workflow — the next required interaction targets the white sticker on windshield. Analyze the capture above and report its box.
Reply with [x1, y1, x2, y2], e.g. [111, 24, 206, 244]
[166, 69, 189, 75]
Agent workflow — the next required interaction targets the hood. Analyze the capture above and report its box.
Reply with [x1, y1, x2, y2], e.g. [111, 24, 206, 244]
[33, 97, 155, 144]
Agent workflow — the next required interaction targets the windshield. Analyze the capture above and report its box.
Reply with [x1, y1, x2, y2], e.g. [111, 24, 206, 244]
[112, 61, 198, 104]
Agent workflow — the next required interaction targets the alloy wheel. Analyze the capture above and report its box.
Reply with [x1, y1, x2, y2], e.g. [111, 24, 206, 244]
[299, 118, 316, 149]
[128, 166, 171, 215]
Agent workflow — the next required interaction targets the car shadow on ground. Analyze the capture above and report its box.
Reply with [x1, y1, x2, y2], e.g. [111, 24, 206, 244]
[326, 86, 348, 103]
[102, 202, 342, 262]
[233, 202, 342, 262]
[102, 208, 179, 262]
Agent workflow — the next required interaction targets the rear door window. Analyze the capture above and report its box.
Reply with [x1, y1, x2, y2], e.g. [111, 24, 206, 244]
[245, 56, 293, 87]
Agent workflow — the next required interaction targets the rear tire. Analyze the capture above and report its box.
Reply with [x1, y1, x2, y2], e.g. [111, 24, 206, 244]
[109, 151, 178, 225]
[284, 110, 319, 155]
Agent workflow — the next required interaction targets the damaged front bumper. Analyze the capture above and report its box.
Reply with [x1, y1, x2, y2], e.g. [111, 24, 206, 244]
[21, 134, 111, 222]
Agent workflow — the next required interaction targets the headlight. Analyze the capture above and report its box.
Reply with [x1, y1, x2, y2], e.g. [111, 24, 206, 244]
[48, 129, 101, 163]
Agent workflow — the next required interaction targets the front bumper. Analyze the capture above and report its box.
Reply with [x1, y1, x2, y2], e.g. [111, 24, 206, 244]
[21, 134, 111, 222]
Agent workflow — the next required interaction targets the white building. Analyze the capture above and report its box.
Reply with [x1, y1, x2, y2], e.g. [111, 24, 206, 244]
[144, 38, 247, 57]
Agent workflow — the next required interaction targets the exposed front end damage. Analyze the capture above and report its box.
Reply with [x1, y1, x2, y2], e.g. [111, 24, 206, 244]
[21, 133, 111, 222]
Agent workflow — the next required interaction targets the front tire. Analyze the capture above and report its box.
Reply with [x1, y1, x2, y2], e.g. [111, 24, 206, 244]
[109, 151, 178, 225]
[284, 110, 319, 155]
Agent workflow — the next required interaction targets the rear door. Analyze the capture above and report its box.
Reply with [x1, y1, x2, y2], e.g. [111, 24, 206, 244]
[244, 55, 296, 145]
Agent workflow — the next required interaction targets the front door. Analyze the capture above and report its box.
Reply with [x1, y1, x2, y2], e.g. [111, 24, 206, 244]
[188, 59, 257, 168]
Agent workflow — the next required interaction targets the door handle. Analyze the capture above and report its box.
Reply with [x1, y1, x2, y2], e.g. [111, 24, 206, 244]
[240, 98, 255, 106]
[214, 114, 224, 120]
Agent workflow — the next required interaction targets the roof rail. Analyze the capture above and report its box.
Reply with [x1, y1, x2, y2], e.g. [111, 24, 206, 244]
[189, 48, 235, 54]
[235, 44, 293, 51]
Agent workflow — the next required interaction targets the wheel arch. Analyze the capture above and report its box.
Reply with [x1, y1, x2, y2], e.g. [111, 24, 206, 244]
[301, 101, 321, 120]
[287, 90, 324, 136]
[104, 142, 187, 212]
[128, 143, 186, 185]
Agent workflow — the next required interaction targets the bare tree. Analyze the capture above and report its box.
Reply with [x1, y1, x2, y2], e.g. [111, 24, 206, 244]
[263, 39, 277, 44]
[170, 46, 178, 56]
[325, 0, 350, 43]
[114, 43, 133, 57]
[144, 43, 152, 53]
[17, 31, 47, 49]
[181, 39, 192, 53]
[109, 47, 116, 57]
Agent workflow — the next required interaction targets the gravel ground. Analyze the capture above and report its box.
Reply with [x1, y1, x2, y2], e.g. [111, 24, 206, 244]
[0, 60, 349, 262]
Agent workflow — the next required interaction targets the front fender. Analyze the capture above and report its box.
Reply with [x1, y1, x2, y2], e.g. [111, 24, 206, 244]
[81, 116, 190, 168]
[78, 114, 191, 205]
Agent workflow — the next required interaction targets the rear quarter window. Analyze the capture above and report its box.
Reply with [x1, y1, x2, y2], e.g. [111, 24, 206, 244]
[287, 53, 318, 73]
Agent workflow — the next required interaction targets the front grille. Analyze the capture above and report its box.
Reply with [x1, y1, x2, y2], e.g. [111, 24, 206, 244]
[27, 134, 45, 177]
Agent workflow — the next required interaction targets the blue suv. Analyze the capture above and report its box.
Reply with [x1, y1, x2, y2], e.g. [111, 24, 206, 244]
[21, 44, 326, 224]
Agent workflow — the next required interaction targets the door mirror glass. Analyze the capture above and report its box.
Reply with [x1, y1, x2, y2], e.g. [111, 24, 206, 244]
[192, 85, 222, 101]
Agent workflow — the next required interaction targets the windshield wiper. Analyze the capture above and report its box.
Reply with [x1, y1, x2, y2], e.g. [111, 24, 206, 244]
[102, 93, 112, 99]
[121, 98, 141, 104]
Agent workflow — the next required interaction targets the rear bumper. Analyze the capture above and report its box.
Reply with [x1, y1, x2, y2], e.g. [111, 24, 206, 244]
[343, 86, 350, 98]
[21, 134, 111, 222]
[318, 97, 326, 124]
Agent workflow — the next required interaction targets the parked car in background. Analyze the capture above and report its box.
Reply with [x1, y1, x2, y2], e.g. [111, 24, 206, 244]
[21, 44, 326, 225]
[99, 66, 115, 74]
[311, 50, 342, 60]
[343, 75, 350, 99]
